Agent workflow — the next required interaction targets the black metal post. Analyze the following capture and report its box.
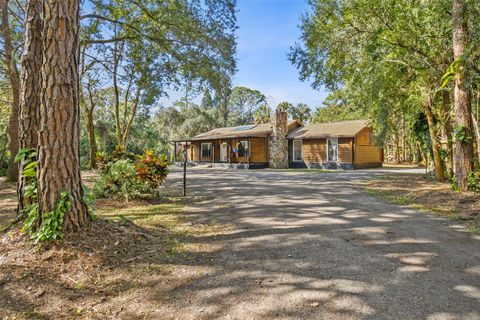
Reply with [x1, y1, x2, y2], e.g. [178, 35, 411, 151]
[183, 147, 187, 197]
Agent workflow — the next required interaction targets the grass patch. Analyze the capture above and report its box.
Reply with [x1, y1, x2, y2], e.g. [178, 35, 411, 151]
[365, 174, 480, 235]
[364, 188, 411, 206]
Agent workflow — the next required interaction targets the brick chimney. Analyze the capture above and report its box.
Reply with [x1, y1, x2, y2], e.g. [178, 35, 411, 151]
[268, 109, 288, 168]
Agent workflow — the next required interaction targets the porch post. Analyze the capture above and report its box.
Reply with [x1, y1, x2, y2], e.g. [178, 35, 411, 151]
[212, 141, 215, 163]
[174, 142, 177, 163]
[247, 138, 251, 165]
[229, 139, 232, 164]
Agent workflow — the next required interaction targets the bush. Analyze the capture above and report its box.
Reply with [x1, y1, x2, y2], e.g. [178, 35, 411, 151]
[468, 171, 480, 192]
[134, 150, 168, 189]
[93, 160, 144, 201]
[93, 150, 168, 201]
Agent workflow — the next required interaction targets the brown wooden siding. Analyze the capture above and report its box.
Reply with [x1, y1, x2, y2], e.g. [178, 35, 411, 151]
[302, 139, 327, 162]
[250, 137, 268, 163]
[356, 128, 373, 145]
[354, 145, 383, 164]
[297, 138, 353, 163]
[354, 127, 383, 165]
[338, 138, 353, 162]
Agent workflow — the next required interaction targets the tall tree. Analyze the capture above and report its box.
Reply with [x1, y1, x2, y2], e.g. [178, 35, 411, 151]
[227, 86, 267, 125]
[253, 104, 271, 124]
[277, 101, 293, 113]
[81, 0, 237, 148]
[17, 0, 42, 212]
[290, 0, 453, 181]
[37, 0, 89, 230]
[452, 0, 474, 190]
[0, 0, 20, 181]
[289, 103, 311, 123]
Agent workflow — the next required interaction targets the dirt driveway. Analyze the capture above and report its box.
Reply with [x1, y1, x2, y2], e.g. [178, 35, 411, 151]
[163, 168, 480, 320]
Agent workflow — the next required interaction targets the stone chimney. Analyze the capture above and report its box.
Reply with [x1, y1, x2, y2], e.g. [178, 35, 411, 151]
[268, 109, 289, 168]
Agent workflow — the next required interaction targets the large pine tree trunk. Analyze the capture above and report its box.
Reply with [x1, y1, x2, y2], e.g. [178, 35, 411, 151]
[37, 0, 89, 231]
[424, 95, 445, 182]
[0, 0, 20, 182]
[452, 0, 474, 190]
[17, 0, 43, 212]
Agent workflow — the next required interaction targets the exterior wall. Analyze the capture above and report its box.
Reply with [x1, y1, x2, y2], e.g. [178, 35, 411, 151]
[338, 137, 353, 162]
[302, 139, 326, 162]
[289, 137, 354, 169]
[354, 127, 383, 168]
[250, 137, 268, 163]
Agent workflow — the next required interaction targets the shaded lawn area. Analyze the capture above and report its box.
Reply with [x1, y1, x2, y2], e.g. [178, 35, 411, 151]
[365, 173, 480, 234]
[0, 172, 233, 319]
[0, 177, 17, 230]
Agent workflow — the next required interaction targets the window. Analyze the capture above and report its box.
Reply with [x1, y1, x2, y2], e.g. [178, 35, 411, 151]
[327, 138, 338, 162]
[237, 141, 248, 157]
[201, 143, 212, 158]
[293, 140, 302, 161]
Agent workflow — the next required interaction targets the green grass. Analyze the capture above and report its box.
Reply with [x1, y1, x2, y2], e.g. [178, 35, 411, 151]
[364, 186, 480, 235]
[96, 195, 234, 255]
[364, 188, 411, 206]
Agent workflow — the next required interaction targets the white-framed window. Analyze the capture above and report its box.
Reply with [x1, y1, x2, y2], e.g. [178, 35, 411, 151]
[293, 140, 302, 161]
[238, 140, 248, 157]
[201, 143, 212, 158]
[327, 138, 338, 162]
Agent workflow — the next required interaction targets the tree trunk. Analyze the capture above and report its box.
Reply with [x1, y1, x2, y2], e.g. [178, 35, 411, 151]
[112, 36, 124, 149]
[121, 87, 141, 147]
[424, 95, 445, 182]
[37, 0, 89, 231]
[0, 0, 20, 182]
[472, 115, 480, 164]
[442, 90, 454, 179]
[452, 0, 474, 190]
[17, 0, 43, 212]
[86, 85, 97, 169]
[86, 110, 97, 169]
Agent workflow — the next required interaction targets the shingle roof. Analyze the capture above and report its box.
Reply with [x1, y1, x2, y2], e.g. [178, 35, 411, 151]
[173, 120, 302, 142]
[287, 120, 369, 139]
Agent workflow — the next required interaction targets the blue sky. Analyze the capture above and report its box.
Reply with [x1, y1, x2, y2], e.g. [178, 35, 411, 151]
[233, 0, 328, 109]
[161, 0, 328, 109]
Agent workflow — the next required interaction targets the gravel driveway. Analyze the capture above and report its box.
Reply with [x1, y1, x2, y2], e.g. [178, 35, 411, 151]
[163, 168, 480, 320]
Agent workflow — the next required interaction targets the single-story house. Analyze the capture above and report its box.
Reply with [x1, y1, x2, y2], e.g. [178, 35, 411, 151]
[172, 111, 383, 169]
[287, 120, 383, 169]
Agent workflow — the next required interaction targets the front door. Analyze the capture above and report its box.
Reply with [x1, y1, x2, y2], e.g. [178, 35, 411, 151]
[220, 142, 228, 162]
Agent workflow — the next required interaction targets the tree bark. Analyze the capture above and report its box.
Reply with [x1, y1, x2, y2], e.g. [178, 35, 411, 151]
[424, 95, 445, 182]
[452, 0, 474, 190]
[112, 36, 124, 149]
[17, 0, 43, 212]
[0, 0, 20, 182]
[37, 0, 89, 231]
[472, 115, 480, 164]
[442, 90, 454, 179]
[86, 85, 97, 169]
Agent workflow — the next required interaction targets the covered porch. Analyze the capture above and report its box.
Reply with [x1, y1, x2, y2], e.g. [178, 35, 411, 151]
[172, 136, 269, 168]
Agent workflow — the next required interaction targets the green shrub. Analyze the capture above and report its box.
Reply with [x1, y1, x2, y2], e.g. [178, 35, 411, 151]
[134, 150, 169, 190]
[93, 160, 144, 201]
[468, 171, 480, 192]
[94, 150, 169, 201]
